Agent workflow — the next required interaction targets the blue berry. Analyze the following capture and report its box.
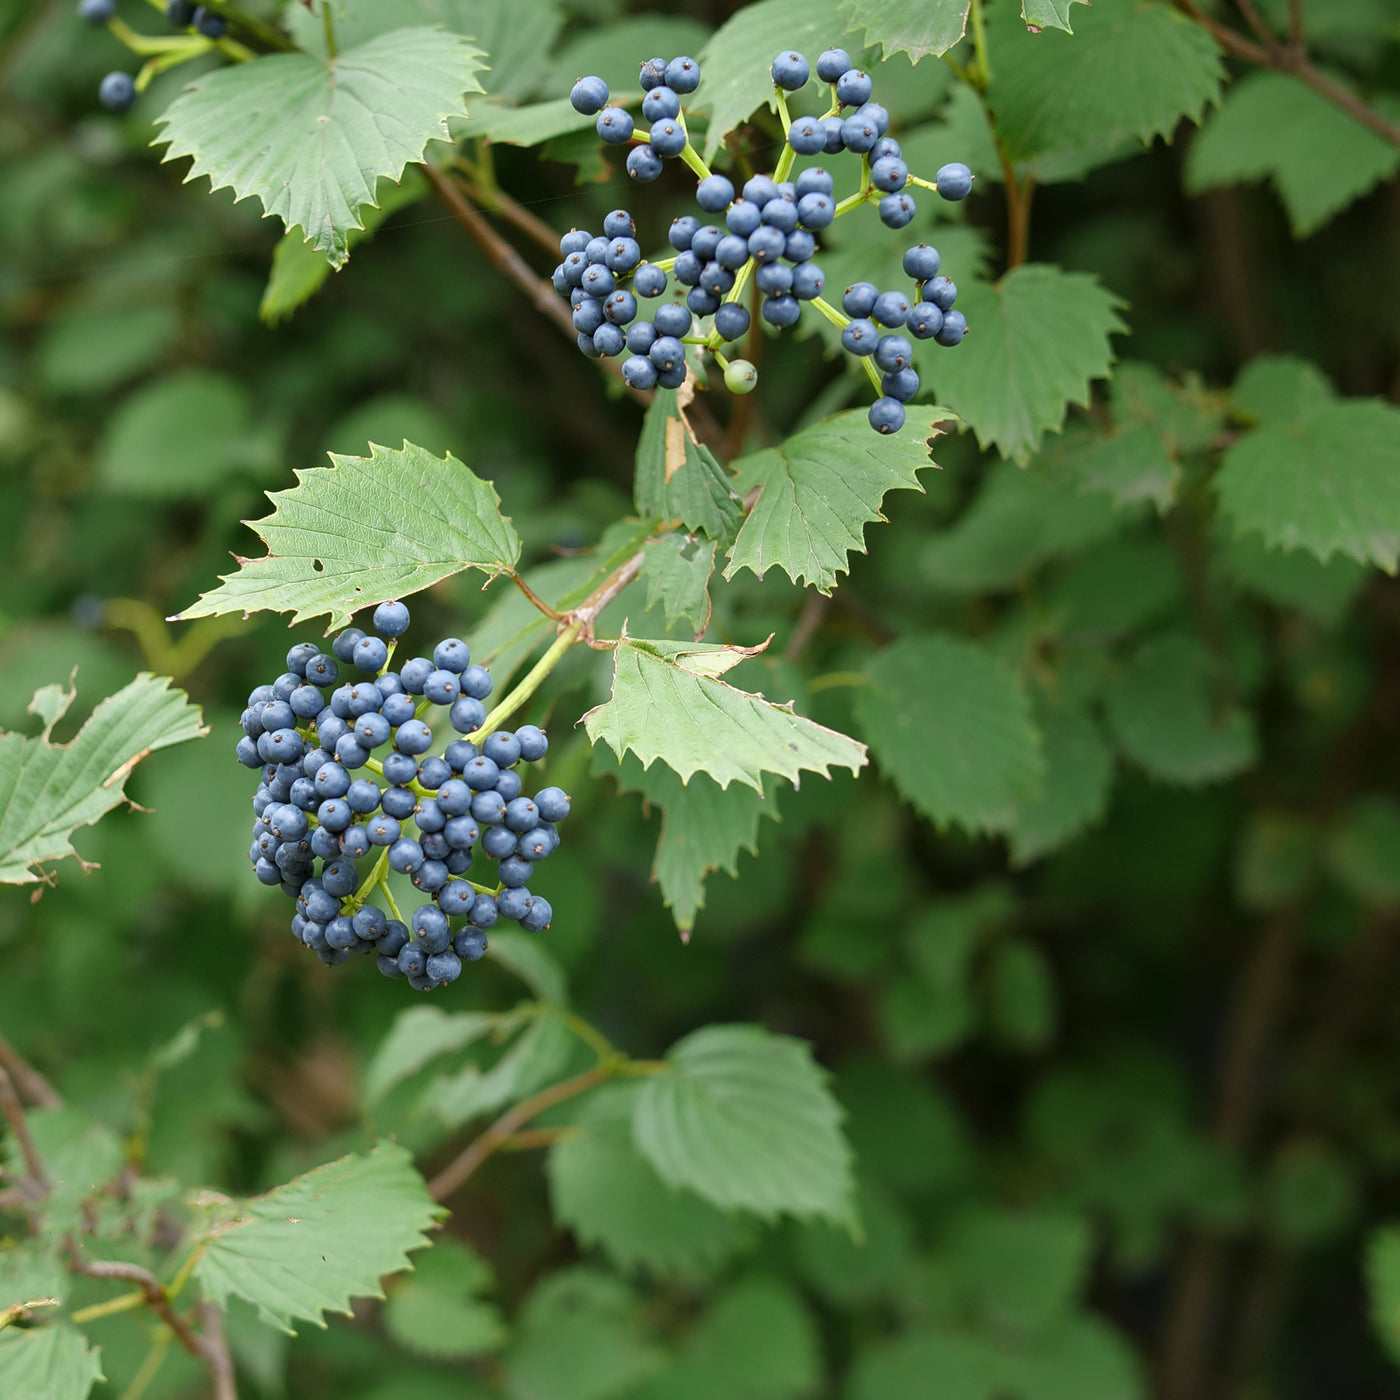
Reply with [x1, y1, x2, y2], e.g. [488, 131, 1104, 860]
[382, 693, 417, 727]
[816, 47, 852, 82]
[397, 942, 428, 978]
[692, 225, 723, 260]
[444, 815, 479, 848]
[389, 838, 425, 873]
[334, 734, 370, 769]
[326, 916, 357, 950]
[879, 193, 916, 228]
[695, 175, 734, 212]
[627, 146, 663, 183]
[875, 335, 913, 372]
[842, 319, 878, 355]
[494, 770, 523, 802]
[714, 303, 750, 341]
[669, 216, 700, 250]
[642, 86, 680, 121]
[600, 209, 633, 240]
[788, 116, 826, 155]
[520, 897, 554, 933]
[869, 397, 906, 433]
[658, 362, 689, 390]
[353, 636, 388, 672]
[236, 736, 262, 768]
[340, 825, 372, 860]
[483, 824, 518, 859]
[654, 303, 692, 338]
[581, 264, 616, 298]
[290, 685, 324, 720]
[666, 56, 700, 92]
[857, 103, 890, 135]
[346, 778, 382, 814]
[426, 952, 462, 984]
[515, 725, 548, 761]
[650, 336, 685, 371]
[468, 894, 498, 928]
[835, 69, 873, 107]
[796, 193, 834, 229]
[378, 920, 410, 957]
[935, 309, 967, 346]
[623, 355, 659, 390]
[395, 719, 433, 755]
[366, 814, 402, 845]
[755, 262, 793, 295]
[381, 786, 418, 820]
[192, 6, 226, 38]
[771, 50, 809, 90]
[936, 162, 973, 201]
[412, 904, 451, 952]
[450, 695, 487, 734]
[519, 828, 556, 861]
[570, 75, 609, 114]
[638, 56, 668, 89]
[321, 857, 359, 898]
[840, 113, 879, 153]
[606, 238, 641, 274]
[871, 136, 902, 162]
[672, 250, 702, 286]
[633, 263, 667, 298]
[437, 778, 471, 815]
[726, 200, 762, 238]
[98, 71, 135, 110]
[586, 235, 611, 264]
[454, 929, 489, 961]
[471, 790, 507, 825]
[923, 276, 957, 311]
[874, 290, 911, 327]
[650, 120, 686, 157]
[688, 288, 721, 316]
[747, 226, 787, 264]
[882, 368, 921, 402]
[411, 860, 449, 893]
[791, 262, 825, 300]
[415, 798, 446, 834]
[561, 252, 588, 286]
[530, 784, 570, 820]
[431, 638, 468, 673]
[463, 755, 501, 791]
[560, 229, 591, 256]
[795, 167, 834, 199]
[459, 664, 493, 700]
[497, 886, 533, 921]
[762, 293, 800, 327]
[870, 156, 908, 193]
[821, 116, 847, 153]
[714, 234, 749, 270]
[498, 855, 532, 887]
[760, 198, 797, 232]
[79, 0, 117, 20]
[354, 712, 391, 749]
[784, 230, 815, 262]
[373, 600, 410, 637]
[903, 244, 941, 281]
[596, 107, 634, 144]
[907, 302, 944, 339]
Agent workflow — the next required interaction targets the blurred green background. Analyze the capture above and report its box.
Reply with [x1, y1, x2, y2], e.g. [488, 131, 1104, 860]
[3, 0, 1400, 1397]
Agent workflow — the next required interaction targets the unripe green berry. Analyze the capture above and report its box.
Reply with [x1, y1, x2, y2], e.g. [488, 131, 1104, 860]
[724, 359, 758, 394]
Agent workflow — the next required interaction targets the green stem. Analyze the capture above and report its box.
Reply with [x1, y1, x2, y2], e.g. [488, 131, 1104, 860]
[320, 0, 337, 58]
[345, 847, 392, 915]
[833, 187, 873, 218]
[808, 670, 869, 692]
[382, 882, 404, 924]
[70, 1290, 146, 1325]
[969, 0, 991, 90]
[906, 173, 940, 193]
[109, 18, 206, 53]
[810, 296, 849, 332]
[771, 137, 797, 186]
[774, 88, 792, 138]
[469, 622, 582, 743]
[678, 142, 713, 182]
[650, 255, 677, 273]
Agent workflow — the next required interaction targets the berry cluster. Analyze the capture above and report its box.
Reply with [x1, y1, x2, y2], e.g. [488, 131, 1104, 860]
[81, 0, 228, 114]
[238, 601, 569, 992]
[559, 44, 974, 433]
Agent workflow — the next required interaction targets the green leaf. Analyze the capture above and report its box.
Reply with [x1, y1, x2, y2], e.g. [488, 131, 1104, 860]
[546, 17, 713, 99]
[1021, 0, 1092, 33]
[1231, 354, 1334, 425]
[97, 370, 257, 499]
[855, 635, 1043, 833]
[1326, 797, 1400, 907]
[929, 265, 1126, 461]
[634, 390, 743, 542]
[1368, 1226, 1400, 1366]
[606, 751, 781, 933]
[505, 1268, 664, 1400]
[194, 1141, 442, 1333]
[627, 1275, 823, 1400]
[1008, 703, 1115, 864]
[382, 1240, 506, 1361]
[839, 0, 972, 63]
[13, 1108, 125, 1233]
[1234, 811, 1318, 912]
[487, 928, 569, 1004]
[1218, 529, 1368, 627]
[632, 1023, 856, 1225]
[1050, 421, 1178, 512]
[944, 1206, 1092, 1328]
[154, 29, 487, 267]
[363, 1005, 501, 1106]
[988, 0, 1225, 159]
[724, 409, 941, 594]
[920, 457, 1124, 593]
[0, 674, 207, 885]
[0, 1241, 67, 1312]
[468, 96, 607, 148]
[1185, 70, 1400, 237]
[690, 0, 848, 162]
[260, 172, 427, 324]
[1003, 1316, 1145, 1400]
[547, 1083, 751, 1276]
[176, 441, 521, 629]
[1215, 398, 1400, 572]
[848, 1330, 1000, 1400]
[1103, 632, 1257, 785]
[429, 1016, 576, 1129]
[640, 532, 716, 638]
[985, 939, 1057, 1049]
[0, 1327, 103, 1400]
[583, 633, 866, 792]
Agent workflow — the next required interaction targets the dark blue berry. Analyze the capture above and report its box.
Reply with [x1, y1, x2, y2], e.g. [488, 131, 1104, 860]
[192, 7, 226, 39]
[791, 262, 825, 300]
[870, 156, 908, 193]
[935, 309, 967, 346]
[372, 600, 410, 637]
[903, 244, 941, 281]
[923, 276, 957, 311]
[666, 56, 700, 92]
[796, 193, 834, 229]
[714, 303, 750, 341]
[869, 397, 906, 433]
[623, 355, 659, 390]
[788, 116, 825, 155]
[534, 787, 572, 823]
[627, 146, 663, 182]
[874, 290, 911, 327]
[695, 175, 734, 213]
[816, 47, 851, 82]
[755, 262, 793, 294]
[908, 302, 944, 339]
[596, 108, 634, 143]
[642, 86, 680, 122]
[638, 56, 668, 90]
[687, 288, 721, 317]
[520, 897, 554, 932]
[570, 75, 609, 115]
[389, 838, 425, 874]
[936, 162, 973, 200]
[879, 193, 916, 228]
[763, 295, 800, 327]
[771, 51, 809, 90]
[79, 0, 117, 20]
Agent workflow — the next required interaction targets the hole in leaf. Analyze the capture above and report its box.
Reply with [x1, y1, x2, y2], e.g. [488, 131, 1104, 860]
[312, 559, 324, 572]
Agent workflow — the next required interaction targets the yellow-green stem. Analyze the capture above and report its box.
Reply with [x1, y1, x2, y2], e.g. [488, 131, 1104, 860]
[469, 622, 582, 744]
[810, 295, 849, 332]
[969, 0, 991, 90]
[679, 142, 713, 182]
[70, 1290, 147, 1325]
[320, 0, 337, 57]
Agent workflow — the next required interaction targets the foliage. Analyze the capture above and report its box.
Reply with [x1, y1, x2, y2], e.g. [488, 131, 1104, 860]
[3, 0, 1400, 1395]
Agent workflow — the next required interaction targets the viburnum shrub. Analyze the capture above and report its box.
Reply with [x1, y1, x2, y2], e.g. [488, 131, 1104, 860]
[1, 0, 1398, 1395]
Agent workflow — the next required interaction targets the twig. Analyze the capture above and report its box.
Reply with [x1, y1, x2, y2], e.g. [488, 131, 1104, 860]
[511, 571, 566, 621]
[422, 164, 654, 406]
[0, 1066, 47, 1188]
[0, 1033, 61, 1108]
[1176, 0, 1400, 148]
[1286, 0, 1304, 47]
[783, 594, 830, 663]
[428, 1062, 614, 1200]
[572, 552, 645, 636]
[199, 1299, 238, 1400]
[69, 1258, 204, 1359]
[1231, 0, 1279, 50]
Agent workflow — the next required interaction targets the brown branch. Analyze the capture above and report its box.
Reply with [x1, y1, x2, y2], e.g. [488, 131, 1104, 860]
[70, 1258, 204, 1358]
[199, 1299, 239, 1400]
[1176, 0, 1400, 149]
[511, 571, 566, 621]
[428, 1062, 614, 1201]
[0, 1033, 61, 1108]
[571, 552, 646, 639]
[0, 1066, 47, 1189]
[1230, 0, 1280, 50]
[1286, 0, 1304, 47]
[422, 164, 654, 407]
